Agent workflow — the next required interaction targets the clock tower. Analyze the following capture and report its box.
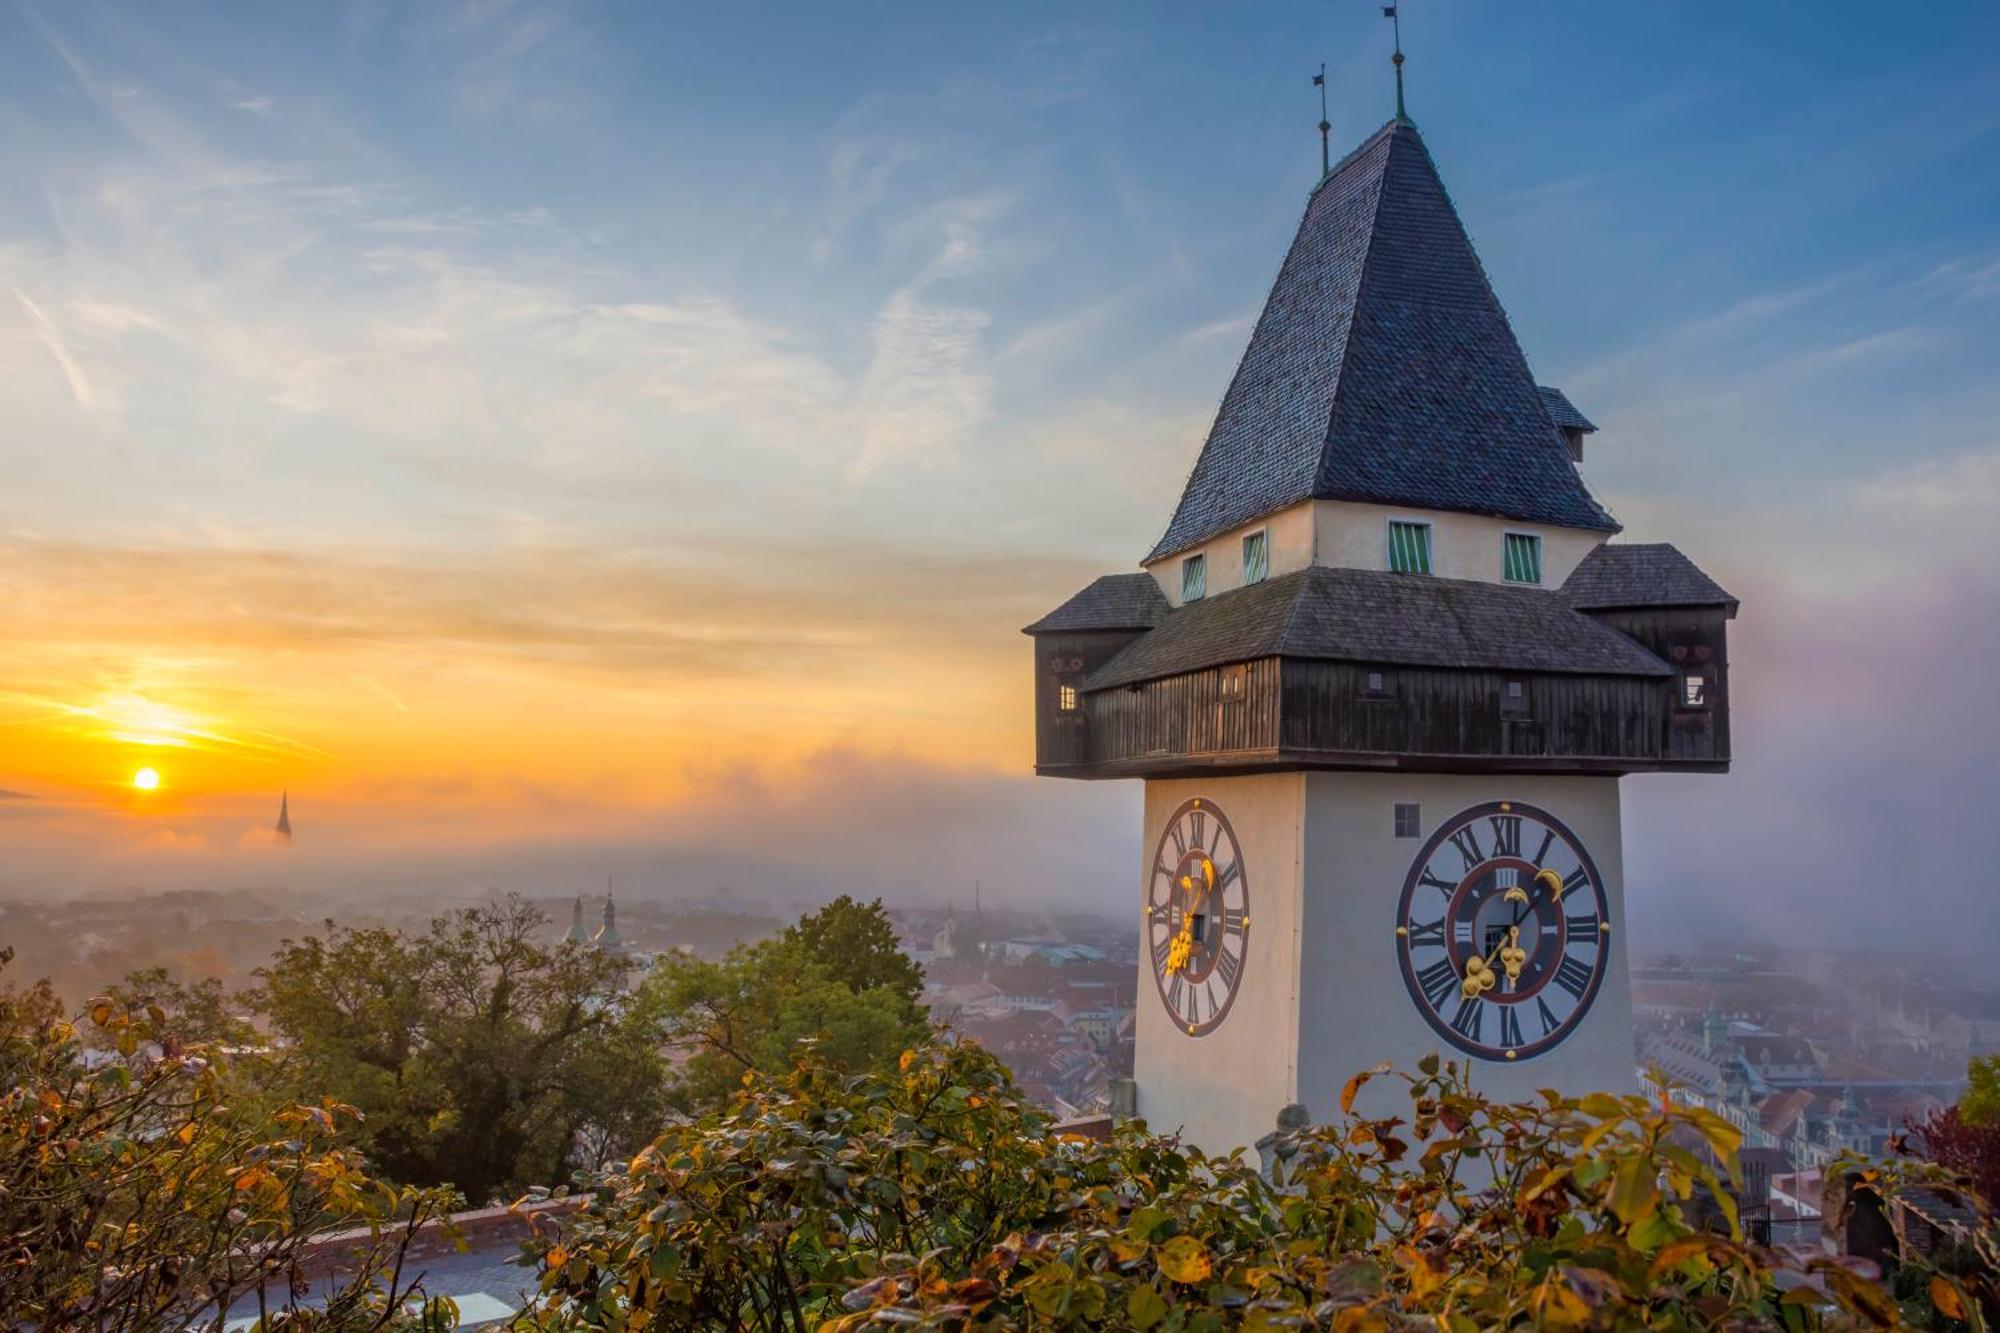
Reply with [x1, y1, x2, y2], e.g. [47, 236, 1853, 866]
[1025, 114, 1737, 1151]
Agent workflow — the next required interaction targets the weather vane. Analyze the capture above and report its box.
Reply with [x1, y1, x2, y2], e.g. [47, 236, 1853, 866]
[1383, 4, 1408, 123]
[1312, 63, 1330, 177]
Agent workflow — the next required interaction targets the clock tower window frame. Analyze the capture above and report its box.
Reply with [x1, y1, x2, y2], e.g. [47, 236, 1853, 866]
[1386, 518, 1434, 575]
[1181, 553, 1207, 602]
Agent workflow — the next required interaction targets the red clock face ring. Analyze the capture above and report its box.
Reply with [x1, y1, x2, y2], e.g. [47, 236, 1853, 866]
[1145, 798, 1249, 1037]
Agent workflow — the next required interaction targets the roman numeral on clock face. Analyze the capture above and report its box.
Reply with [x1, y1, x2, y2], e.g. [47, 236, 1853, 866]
[1553, 952, 1595, 999]
[1498, 1004, 1524, 1049]
[1215, 945, 1241, 988]
[1537, 996, 1561, 1036]
[1405, 918, 1445, 948]
[1416, 959, 1458, 1010]
[1447, 827, 1483, 870]
[1450, 997, 1483, 1042]
[1189, 811, 1206, 848]
[1565, 910, 1598, 937]
[1488, 815, 1522, 858]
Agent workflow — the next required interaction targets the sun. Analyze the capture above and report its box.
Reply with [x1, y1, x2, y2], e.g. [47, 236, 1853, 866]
[132, 766, 160, 791]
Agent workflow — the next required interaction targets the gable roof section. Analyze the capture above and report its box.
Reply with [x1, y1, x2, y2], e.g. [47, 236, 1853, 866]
[1538, 386, 1597, 433]
[1147, 120, 1616, 563]
[1023, 573, 1171, 634]
[1562, 543, 1738, 614]
[1085, 566, 1670, 690]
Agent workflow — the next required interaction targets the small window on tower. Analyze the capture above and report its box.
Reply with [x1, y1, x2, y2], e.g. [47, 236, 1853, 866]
[1219, 663, 1247, 702]
[1387, 520, 1432, 575]
[1241, 530, 1269, 585]
[1363, 669, 1393, 698]
[1502, 532, 1542, 584]
[1057, 683, 1080, 712]
[1681, 673, 1708, 709]
[1502, 679, 1529, 717]
[1394, 803, 1421, 839]
[1182, 553, 1207, 601]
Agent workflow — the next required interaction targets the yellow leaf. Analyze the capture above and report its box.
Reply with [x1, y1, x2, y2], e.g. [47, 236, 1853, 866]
[1930, 1276, 1967, 1322]
[175, 1122, 198, 1145]
[1156, 1235, 1212, 1285]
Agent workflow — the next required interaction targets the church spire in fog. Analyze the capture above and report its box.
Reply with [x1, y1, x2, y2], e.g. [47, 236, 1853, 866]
[275, 790, 292, 843]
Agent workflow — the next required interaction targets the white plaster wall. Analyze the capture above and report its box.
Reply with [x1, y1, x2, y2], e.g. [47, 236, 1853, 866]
[1146, 500, 1606, 607]
[1311, 500, 1606, 588]
[1134, 773, 1308, 1151]
[1146, 501, 1314, 607]
[1293, 771, 1634, 1127]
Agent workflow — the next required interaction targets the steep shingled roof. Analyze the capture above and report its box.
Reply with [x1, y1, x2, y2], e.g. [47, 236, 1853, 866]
[1147, 120, 1617, 563]
[1562, 543, 1738, 614]
[1022, 573, 1172, 634]
[1084, 566, 1670, 690]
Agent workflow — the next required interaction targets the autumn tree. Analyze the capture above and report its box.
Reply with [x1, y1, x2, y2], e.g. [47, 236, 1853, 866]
[253, 896, 668, 1201]
[0, 950, 456, 1329]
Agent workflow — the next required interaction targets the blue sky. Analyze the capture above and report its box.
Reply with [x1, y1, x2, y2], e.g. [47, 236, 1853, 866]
[2, 2, 1998, 949]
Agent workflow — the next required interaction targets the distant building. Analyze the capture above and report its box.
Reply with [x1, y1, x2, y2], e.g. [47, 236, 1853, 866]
[563, 895, 590, 946]
[275, 791, 292, 843]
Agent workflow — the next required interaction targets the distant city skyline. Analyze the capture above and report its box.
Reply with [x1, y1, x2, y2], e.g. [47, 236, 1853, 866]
[2, 2, 1997, 950]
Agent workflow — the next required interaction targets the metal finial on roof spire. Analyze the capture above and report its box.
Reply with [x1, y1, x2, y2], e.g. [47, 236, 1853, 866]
[1312, 64, 1331, 178]
[1383, 5, 1408, 123]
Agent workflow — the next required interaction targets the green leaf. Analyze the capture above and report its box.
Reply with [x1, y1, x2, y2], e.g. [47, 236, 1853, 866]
[1607, 1154, 1658, 1226]
[1127, 1281, 1168, 1329]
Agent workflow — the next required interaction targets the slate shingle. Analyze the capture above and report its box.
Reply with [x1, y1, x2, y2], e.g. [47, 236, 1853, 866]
[1147, 121, 1617, 563]
[1561, 544, 1737, 614]
[1085, 566, 1671, 690]
[1023, 573, 1172, 634]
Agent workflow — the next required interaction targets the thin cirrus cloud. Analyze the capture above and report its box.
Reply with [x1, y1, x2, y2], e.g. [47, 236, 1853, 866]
[1, 3, 1998, 950]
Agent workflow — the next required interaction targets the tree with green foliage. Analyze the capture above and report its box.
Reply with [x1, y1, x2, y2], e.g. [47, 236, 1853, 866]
[104, 965, 258, 1049]
[781, 895, 925, 1015]
[524, 1037, 1996, 1332]
[253, 896, 667, 1202]
[0, 950, 458, 1330]
[631, 897, 929, 1114]
[1964, 1055, 2000, 1128]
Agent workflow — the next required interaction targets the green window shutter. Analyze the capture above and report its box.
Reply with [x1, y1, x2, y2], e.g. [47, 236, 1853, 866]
[1242, 531, 1268, 584]
[1182, 554, 1206, 601]
[1503, 533, 1541, 583]
[1389, 522, 1431, 574]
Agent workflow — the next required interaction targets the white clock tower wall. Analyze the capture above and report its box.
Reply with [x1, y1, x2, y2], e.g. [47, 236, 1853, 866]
[1294, 772, 1636, 1127]
[1135, 773, 1309, 1151]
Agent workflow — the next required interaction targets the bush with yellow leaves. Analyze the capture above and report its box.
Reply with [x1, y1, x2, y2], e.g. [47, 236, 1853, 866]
[522, 1037, 1993, 1331]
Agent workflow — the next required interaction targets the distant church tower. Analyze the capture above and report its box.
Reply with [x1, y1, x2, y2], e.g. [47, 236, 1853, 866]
[592, 881, 625, 954]
[1026, 100, 1737, 1150]
[274, 791, 292, 843]
[564, 894, 590, 946]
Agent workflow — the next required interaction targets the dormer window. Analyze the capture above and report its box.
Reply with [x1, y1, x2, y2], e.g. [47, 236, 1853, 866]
[1387, 520, 1432, 575]
[1502, 532, 1542, 584]
[1182, 553, 1207, 601]
[1241, 530, 1269, 585]
[1057, 683, 1080, 712]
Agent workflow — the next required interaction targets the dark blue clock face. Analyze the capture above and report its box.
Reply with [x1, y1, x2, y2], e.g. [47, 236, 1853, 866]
[1394, 801, 1610, 1062]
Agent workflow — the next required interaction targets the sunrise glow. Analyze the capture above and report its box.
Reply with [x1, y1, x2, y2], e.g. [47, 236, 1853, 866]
[132, 767, 160, 791]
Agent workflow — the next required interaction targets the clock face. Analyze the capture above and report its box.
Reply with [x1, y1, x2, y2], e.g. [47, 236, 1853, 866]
[1145, 797, 1249, 1037]
[1394, 801, 1611, 1062]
